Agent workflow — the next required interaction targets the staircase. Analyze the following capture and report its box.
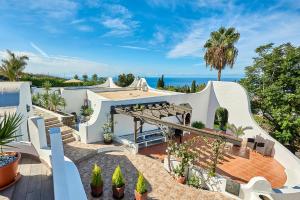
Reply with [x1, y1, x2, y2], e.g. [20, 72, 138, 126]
[33, 107, 76, 144]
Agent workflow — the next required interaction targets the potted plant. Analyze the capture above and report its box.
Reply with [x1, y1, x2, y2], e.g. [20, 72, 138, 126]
[0, 113, 22, 190]
[135, 172, 147, 200]
[90, 164, 103, 197]
[102, 120, 114, 144]
[173, 163, 186, 184]
[112, 165, 125, 199]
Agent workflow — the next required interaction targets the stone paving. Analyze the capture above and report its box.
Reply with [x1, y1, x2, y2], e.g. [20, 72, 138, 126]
[77, 151, 230, 200]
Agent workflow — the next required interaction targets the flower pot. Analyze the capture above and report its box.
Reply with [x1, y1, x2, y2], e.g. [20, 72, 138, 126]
[90, 183, 103, 197]
[134, 190, 147, 200]
[0, 152, 21, 189]
[176, 176, 186, 184]
[104, 138, 113, 144]
[112, 185, 125, 199]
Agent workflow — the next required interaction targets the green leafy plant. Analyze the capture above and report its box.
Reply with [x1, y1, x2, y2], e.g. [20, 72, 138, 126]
[49, 92, 66, 111]
[136, 172, 147, 194]
[192, 121, 205, 129]
[102, 117, 114, 141]
[80, 105, 94, 118]
[91, 164, 103, 187]
[187, 174, 201, 189]
[227, 123, 252, 138]
[173, 163, 185, 177]
[214, 107, 228, 131]
[0, 113, 22, 153]
[112, 165, 125, 188]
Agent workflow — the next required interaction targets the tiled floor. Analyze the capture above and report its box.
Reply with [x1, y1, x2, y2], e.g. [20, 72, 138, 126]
[139, 133, 287, 189]
[77, 151, 230, 200]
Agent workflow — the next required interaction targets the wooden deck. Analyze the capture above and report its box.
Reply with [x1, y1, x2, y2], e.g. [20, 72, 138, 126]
[0, 156, 54, 200]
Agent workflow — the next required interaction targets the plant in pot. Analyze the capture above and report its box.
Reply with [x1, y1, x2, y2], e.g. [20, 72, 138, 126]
[0, 113, 22, 190]
[90, 164, 103, 197]
[102, 119, 114, 144]
[134, 172, 147, 200]
[173, 163, 186, 184]
[112, 165, 125, 199]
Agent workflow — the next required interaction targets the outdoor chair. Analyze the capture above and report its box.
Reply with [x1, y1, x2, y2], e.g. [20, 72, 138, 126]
[246, 138, 255, 150]
[256, 139, 275, 156]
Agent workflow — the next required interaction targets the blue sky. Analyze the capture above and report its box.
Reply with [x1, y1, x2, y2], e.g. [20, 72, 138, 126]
[0, 0, 299, 78]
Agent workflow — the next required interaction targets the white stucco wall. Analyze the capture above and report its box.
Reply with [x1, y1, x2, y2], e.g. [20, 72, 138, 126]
[61, 89, 87, 115]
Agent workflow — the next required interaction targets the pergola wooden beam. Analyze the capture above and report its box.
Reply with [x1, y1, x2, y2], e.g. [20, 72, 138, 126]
[112, 104, 242, 145]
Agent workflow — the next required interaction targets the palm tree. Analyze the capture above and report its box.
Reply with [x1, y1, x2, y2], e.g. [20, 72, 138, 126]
[49, 93, 66, 111]
[0, 113, 22, 153]
[227, 123, 252, 138]
[42, 81, 52, 95]
[0, 50, 29, 81]
[204, 27, 240, 81]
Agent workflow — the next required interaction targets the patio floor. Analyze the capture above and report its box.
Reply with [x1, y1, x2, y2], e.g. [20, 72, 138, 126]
[77, 151, 230, 200]
[0, 156, 54, 200]
[139, 133, 287, 189]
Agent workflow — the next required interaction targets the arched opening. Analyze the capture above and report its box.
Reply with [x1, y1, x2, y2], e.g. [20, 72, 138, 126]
[213, 107, 228, 131]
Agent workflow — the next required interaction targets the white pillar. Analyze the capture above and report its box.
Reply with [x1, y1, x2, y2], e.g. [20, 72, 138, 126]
[28, 116, 48, 149]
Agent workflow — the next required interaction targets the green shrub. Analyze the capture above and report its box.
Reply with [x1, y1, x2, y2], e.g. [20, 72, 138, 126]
[136, 172, 147, 194]
[112, 165, 125, 187]
[187, 174, 201, 189]
[191, 121, 205, 129]
[91, 164, 103, 187]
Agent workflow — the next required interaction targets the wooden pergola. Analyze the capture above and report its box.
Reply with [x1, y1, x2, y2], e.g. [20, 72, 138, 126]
[111, 101, 242, 145]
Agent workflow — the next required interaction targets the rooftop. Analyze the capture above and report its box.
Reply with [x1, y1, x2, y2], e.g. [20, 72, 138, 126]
[96, 89, 164, 100]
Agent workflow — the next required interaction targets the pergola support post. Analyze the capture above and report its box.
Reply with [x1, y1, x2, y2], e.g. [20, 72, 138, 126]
[111, 113, 114, 133]
[134, 118, 137, 143]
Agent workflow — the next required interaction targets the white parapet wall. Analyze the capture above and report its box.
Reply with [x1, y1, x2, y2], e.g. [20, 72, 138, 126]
[50, 127, 87, 200]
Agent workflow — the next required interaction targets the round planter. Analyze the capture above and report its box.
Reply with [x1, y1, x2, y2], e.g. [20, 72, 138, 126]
[90, 183, 103, 197]
[134, 190, 147, 200]
[112, 185, 125, 199]
[104, 139, 113, 144]
[0, 152, 21, 189]
[176, 176, 186, 184]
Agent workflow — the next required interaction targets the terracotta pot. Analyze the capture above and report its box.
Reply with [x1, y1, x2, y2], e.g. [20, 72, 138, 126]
[112, 185, 125, 199]
[176, 176, 186, 184]
[0, 152, 21, 189]
[90, 183, 103, 197]
[134, 190, 147, 200]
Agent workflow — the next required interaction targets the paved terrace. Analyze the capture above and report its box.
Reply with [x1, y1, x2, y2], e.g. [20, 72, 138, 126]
[139, 133, 287, 189]
[64, 141, 230, 200]
[0, 156, 54, 200]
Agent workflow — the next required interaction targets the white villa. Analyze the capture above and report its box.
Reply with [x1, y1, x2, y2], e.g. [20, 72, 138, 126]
[1, 78, 300, 200]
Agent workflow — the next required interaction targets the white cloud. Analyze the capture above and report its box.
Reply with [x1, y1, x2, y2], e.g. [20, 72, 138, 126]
[76, 25, 93, 32]
[0, 50, 112, 76]
[70, 19, 86, 25]
[100, 4, 139, 37]
[30, 42, 49, 57]
[149, 27, 166, 45]
[118, 45, 149, 51]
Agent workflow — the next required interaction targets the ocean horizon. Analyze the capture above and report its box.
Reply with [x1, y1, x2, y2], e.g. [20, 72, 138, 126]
[143, 77, 242, 88]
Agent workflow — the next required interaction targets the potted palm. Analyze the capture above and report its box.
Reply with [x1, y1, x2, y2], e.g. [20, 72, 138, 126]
[134, 172, 148, 200]
[90, 164, 103, 197]
[112, 165, 125, 199]
[0, 113, 22, 190]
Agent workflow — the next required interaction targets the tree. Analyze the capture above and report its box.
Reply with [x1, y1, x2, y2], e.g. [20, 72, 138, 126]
[92, 74, 98, 82]
[156, 75, 165, 88]
[214, 108, 228, 131]
[0, 50, 29, 81]
[240, 43, 300, 151]
[74, 74, 79, 80]
[227, 123, 252, 138]
[191, 80, 196, 93]
[49, 92, 66, 111]
[82, 74, 88, 82]
[42, 81, 52, 95]
[204, 27, 240, 81]
[116, 73, 135, 87]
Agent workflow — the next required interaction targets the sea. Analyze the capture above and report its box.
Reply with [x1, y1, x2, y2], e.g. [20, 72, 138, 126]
[143, 77, 242, 88]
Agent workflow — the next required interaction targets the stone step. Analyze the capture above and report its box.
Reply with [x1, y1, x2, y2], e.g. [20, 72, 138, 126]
[44, 117, 59, 123]
[63, 137, 76, 144]
[45, 122, 64, 129]
[45, 119, 61, 126]
[61, 128, 73, 135]
[62, 132, 73, 140]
